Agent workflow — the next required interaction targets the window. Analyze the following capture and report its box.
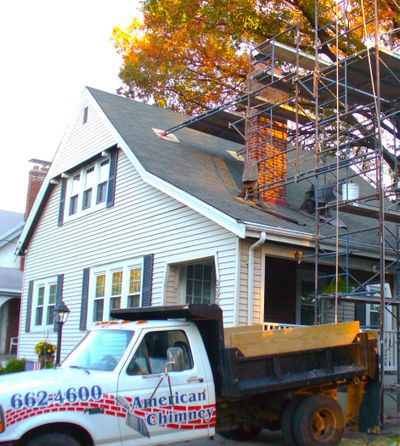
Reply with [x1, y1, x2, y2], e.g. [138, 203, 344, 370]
[299, 280, 315, 325]
[181, 261, 215, 304]
[127, 330, 193, 375]
[63, 329, 134, 372]
[33, 278, 58, 329]
[89, 259, 143, 324]
[65, 157, 111, 220]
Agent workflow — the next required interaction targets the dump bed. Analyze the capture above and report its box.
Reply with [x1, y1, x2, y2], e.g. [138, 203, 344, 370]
[111, 304, 377, 400]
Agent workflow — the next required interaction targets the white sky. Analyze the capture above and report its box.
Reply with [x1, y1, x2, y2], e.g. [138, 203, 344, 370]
[0, 0, 140, 213]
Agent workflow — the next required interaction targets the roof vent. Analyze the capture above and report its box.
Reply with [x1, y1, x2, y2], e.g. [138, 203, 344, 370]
[152, 128, 180, 143]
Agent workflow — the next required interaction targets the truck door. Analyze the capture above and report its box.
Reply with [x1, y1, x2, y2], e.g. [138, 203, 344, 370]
[117, 328, 215, 445]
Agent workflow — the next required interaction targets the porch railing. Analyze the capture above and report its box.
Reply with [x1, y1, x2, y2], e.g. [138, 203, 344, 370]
[263, 323, 398, 373]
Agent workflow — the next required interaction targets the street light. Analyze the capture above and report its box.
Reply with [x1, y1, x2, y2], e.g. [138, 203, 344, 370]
[54, 301, 70, 366]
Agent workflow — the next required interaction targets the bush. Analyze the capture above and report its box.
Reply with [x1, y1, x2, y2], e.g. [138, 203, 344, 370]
[0, 358, 26, 375]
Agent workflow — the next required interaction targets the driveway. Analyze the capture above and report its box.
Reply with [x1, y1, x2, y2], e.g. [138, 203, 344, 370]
[175, 430, 285, 446]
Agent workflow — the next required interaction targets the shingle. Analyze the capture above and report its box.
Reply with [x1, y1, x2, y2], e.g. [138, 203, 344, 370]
[0, 267, 23, 293]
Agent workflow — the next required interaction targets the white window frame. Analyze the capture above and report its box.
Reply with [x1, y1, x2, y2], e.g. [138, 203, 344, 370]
[366, 283, 393, 330]
[64, 156, 110, 222]
[32, 277, 58, 331]
[178, 258, 216, 305]
[87, 258, 143, 327]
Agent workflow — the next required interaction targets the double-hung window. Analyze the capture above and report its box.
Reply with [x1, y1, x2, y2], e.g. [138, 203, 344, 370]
[89, 259, 143, 325]
[33, 279, 58, 329]
[65, 157, 110, 220]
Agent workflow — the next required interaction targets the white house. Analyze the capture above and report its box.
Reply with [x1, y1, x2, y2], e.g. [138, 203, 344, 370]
[15, 87, 393, 362]
[0, 210, 24, 355]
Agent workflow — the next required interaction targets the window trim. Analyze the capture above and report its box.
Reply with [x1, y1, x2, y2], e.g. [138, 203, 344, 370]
[64, 157, 110, 222]
[178, 258, 216, 305]
[87, 258, 144, 327]
[31, 277, 58, 331]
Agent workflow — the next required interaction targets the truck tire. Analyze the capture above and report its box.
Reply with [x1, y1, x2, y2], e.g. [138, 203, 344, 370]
[220, 425, 262, 441]
[25, 433, 81, 446]
[292, 395, 344, 446]
[281, 397, 304, 445]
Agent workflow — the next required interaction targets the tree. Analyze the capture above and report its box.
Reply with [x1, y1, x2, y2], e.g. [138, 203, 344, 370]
[112, 0, 399, 114]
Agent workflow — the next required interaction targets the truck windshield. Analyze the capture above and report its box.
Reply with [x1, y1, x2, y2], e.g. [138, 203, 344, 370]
[63, 329, 134, 372]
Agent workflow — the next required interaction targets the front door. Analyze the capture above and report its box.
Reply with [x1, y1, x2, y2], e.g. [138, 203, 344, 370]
[117, 327, 214, 445]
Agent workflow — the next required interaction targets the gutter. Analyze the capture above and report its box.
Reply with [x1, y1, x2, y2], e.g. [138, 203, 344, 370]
[248, 231, 266, 326]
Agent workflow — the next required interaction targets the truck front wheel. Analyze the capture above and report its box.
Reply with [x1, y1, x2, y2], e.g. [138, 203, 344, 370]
[25, 433, 81, 446]
[292, 395, 344, 446]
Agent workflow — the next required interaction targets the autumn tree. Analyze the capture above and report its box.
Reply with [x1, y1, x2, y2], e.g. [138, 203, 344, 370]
[112, 0, 399, 114]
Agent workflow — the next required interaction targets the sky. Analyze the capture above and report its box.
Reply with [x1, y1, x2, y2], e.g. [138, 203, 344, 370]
[0, 0, 140, 213]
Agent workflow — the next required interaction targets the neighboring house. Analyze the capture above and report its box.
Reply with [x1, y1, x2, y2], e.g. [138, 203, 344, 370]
[15, 87, 392, 362]
[0, 210, 24, 355]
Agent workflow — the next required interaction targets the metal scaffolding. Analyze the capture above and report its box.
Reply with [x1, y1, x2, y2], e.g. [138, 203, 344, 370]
[162, 0, 400, 421]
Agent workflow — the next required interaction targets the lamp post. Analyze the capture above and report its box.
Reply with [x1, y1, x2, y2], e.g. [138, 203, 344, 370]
[54, 301, 70, 366]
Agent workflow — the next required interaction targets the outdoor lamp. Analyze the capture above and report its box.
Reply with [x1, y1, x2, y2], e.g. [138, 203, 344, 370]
[54, 301, 70, 366]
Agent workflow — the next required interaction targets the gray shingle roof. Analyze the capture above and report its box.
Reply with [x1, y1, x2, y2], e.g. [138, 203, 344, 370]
[0, 210, 24, 238]
[88, 88, 388, 253]
[0, 267, 22, 294]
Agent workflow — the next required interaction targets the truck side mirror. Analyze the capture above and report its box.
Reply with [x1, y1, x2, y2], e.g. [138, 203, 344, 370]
[166, 347, 184, 372]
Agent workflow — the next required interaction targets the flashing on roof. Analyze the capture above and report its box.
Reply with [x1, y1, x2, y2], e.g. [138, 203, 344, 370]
[152, 128, 180, 143]
[227, 150, 244, 161]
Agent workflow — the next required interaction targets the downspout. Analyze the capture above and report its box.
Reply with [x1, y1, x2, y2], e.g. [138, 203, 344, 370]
[247, 231, 267, 326]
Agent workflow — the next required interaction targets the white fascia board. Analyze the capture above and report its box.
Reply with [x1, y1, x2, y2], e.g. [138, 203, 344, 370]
[86, 91, 246, 239]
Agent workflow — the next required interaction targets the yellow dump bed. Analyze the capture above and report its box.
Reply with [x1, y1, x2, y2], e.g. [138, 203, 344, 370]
[224, 321, 367, 357]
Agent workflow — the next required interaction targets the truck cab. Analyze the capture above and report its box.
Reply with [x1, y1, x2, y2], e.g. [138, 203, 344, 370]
[0, 319, 216, 446]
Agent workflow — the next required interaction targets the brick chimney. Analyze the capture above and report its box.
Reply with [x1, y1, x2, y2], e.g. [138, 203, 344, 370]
[246, 112, 288, 205]
[244, 62, 289, 205]
[24, 159, 51, 220]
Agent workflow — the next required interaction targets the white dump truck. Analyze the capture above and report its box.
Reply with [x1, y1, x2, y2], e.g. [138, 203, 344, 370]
[0, 304, 379, 446]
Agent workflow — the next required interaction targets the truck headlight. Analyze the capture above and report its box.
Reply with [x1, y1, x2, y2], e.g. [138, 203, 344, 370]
[0, 404, 5, 433]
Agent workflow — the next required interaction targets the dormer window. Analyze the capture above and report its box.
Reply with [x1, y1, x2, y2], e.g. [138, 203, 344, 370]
[65, 157, 111, 220]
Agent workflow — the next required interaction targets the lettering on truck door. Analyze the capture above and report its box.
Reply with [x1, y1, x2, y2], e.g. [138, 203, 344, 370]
[116, 328, 215, 445]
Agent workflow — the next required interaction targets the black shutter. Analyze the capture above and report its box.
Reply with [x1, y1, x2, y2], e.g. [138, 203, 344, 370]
[58, 178, 67, 226]
[106, 148, 118, 208]
[142, 254, 154, 307]
[355, 303, 366, 327]
[25, 280, 34, 333]
[54, 274, 64, 331]
[80, 268, 90, 331]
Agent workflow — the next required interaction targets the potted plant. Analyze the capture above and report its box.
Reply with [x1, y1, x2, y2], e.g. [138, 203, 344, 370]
[34, 341, 56, 369]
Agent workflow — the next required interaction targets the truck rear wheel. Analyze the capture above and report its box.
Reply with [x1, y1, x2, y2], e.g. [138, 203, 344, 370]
[292, 395, 344, 446]
[220, 425, 262, 441]
[281, 397, 304, 445]
[25, 432, 81, 446]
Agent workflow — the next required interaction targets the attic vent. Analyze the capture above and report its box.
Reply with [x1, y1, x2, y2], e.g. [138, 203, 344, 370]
[152, 128, 180, 143]
[83, 106, 89, 124]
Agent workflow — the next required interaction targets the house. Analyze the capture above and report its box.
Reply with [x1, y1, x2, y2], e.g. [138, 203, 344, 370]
[0, 210, 24, 355]
[15, 87, 395, 362]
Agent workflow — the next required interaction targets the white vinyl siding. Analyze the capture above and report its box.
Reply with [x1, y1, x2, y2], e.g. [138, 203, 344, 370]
[19, 151, 238, 360]
[51, 98, 115, 177]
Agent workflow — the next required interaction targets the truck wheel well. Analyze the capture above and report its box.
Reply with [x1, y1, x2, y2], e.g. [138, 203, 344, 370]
[18, 423, 94, 446]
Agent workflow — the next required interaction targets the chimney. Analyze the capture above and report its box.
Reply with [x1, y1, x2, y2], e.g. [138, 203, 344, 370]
[244, 62, 289, 205]
[245, 112, 288, 205]
[24, 159, 51, 220]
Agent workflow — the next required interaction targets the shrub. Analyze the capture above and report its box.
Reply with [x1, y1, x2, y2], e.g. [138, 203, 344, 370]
[0, 358, 26, 375]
